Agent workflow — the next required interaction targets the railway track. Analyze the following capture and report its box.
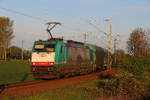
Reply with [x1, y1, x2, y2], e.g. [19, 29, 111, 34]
[0, 80, 46, 94]
[0, 69, 116, 99]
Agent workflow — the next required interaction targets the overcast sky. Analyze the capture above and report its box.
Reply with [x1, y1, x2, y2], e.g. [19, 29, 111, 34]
[0, 0, 149, 51]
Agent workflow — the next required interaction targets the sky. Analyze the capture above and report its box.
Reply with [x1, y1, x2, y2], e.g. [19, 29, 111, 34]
[0, 0, 150, 51]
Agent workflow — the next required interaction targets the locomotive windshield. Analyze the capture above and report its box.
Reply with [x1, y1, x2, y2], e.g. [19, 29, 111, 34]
[35, 45, 44, 49]
[33, 44, 55, 52]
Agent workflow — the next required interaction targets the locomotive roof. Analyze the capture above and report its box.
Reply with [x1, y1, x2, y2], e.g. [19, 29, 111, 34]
[67, 40, 85, 48]
[36, 38, 63, 42]
[47, 38, 63, 41]
[67, 40, 84, 45]
[34, 39, 105, 51]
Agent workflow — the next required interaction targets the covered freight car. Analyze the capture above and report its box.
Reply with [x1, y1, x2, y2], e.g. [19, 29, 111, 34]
[84, 43, 106, 70]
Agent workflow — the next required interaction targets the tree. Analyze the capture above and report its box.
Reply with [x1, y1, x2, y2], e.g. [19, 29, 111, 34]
[7, 46, 31, 60]
[23, 50, 31, 60]
[113, 49, 125, 66]
[127, 28, 149, 57]
[0, 17, 14, 47]
[146, 29, 150, 55]
[0, 17, 14, 60]
[7, 46, 22, 59]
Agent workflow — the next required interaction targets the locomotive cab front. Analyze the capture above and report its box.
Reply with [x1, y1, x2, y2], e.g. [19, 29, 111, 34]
[31, 41, 56, 78]
[32, 44, 55, 66]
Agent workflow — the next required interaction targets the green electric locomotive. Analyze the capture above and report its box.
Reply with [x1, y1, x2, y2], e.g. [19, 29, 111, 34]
[31, 38, 106, 79]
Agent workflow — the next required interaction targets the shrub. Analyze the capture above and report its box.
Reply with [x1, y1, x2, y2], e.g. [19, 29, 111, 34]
[98, 71, 145, 100]
[123, 56, 145, 76]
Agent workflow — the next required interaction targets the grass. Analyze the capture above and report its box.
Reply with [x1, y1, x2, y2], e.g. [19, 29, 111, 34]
[0, 61, 34, 84]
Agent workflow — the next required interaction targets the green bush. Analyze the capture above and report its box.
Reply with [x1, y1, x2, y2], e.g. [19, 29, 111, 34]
[123, 56, 145, 76]
[98, 71, 150, 100]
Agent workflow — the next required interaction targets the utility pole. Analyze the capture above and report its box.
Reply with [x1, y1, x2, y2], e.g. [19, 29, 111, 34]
[4, 39, 8, 61]
[114, 38, 117, 65]
[114, 34, 120, 65]
[3, 45, 6, 61]
[86, 18, 113, 69]
[21, 40, 24, 60]
[105, 19, 113, 69]
[83, 33, 87, 43]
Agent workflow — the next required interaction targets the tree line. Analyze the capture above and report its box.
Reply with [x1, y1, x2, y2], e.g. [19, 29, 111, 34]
[113, 27, 150, 76]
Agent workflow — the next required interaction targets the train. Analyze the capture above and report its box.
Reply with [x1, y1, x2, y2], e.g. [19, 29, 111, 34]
[30, 38, 107, 79]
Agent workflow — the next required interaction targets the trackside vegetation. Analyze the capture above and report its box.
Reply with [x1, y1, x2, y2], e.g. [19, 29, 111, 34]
[4, 54, 149, 100]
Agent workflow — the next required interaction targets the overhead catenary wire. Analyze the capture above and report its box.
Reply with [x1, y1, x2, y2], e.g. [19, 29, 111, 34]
[0, 7, 99, 35]
[80, 18, 107, 35]
[0, 7, 89, 37]
[0, 6, 88, 33]
[0, 6, 106, 47]
[0, 6, 48, 22]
